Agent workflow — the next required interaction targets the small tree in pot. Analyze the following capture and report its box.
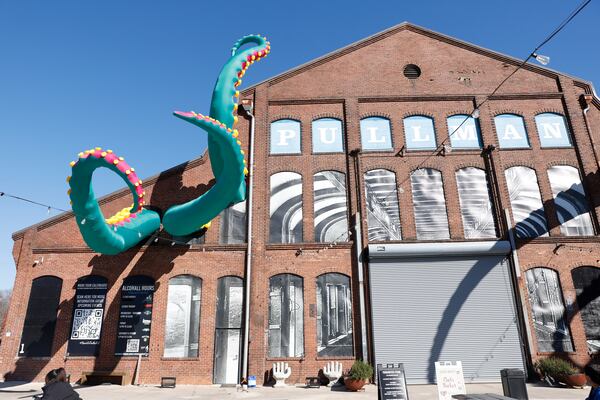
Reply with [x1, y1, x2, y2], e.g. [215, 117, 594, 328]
[344, 360, 373, 391]
[535, 357, 586, 388]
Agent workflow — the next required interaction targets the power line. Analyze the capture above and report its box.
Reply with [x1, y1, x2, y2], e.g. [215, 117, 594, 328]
[0, 191, 69, 213]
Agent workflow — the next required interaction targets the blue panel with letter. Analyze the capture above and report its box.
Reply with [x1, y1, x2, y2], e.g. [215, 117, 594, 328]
[494, 114, 530, 149]
[404, 116, 436, 150]
[312, 118, 344, 153]
[361, 117, 393, 151]
[270, 119, 301, 154]
[447, 115, 482, 149]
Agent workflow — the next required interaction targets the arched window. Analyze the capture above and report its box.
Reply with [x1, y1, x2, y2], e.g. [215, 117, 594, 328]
[504, 166, 548, 238]
[220, 201, 247, 244]
[19, 276, 62, 357]
[364, 169, 402, 241]
[447, 114, 482, 149]
[360, 117, 393, 151]
[316, 273, 353, 357]
[403, 115, 436, 150]
[571, 267, 600, 352]
[269, 172, 303, 243]
[268, 274, 303, 358]
[164, 275, 201, 358]
[312, 118, 344, 153]
[525, 268, 573, 352]
[535, 113, 572, 148]
[270, 119, 301, 154]
[494, 114, 530, 148]
[67, 275, 108, 357]
[547, 165, 594, 236]
[314, 171, 349, 243]
[214, 276, 243, 384]
[410, 168, 450, 240]
[455, 167, 497, 238]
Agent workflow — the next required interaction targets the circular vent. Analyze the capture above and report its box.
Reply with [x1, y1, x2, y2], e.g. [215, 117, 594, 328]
[403, 64, 421, 79]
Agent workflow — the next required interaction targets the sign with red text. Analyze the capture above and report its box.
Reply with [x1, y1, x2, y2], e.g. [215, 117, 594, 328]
[435, 361, 466, 400]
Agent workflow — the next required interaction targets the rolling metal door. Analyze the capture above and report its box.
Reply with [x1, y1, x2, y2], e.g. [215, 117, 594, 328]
[368, 242, 524, 384]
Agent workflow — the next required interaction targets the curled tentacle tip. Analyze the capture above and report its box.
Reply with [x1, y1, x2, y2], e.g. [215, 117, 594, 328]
[69, 161, 76, 167]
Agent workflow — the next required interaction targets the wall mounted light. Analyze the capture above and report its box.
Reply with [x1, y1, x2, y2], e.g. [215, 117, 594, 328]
[532, 53, 550, 66]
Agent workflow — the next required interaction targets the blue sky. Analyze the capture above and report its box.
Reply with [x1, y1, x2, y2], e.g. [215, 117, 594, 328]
[0, 1, 598, 290]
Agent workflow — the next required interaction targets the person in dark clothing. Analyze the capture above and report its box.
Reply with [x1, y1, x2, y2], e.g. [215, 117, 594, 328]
[41, 368, 81, 400]
[585, 363, 600, 400]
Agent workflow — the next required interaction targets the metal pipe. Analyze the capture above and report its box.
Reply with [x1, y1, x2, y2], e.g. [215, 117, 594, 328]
[241, 107, 256, 382]
[354, 211, 369, 361]
[504, 208, 535, 376]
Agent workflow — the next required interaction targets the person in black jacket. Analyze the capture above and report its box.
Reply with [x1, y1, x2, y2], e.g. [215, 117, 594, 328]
[41, 368, 81, 400]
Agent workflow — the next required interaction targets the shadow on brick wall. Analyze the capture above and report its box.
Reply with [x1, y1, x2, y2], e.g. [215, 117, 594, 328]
[4, 160, 214, 383]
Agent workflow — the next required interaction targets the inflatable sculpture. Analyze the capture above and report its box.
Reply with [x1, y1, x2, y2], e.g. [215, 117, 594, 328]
[67, 35, 270, 254]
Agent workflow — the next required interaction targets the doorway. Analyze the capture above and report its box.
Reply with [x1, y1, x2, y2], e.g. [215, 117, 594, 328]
[213, 276, 243, 384]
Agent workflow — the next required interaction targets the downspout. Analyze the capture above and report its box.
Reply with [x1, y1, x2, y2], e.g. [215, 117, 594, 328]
[241, 104, 255, 382]
[349, 150, 369, 362]
[354, 211, 369, 362]
[504, 209, 535, 377]
[580, 94, 600, 169]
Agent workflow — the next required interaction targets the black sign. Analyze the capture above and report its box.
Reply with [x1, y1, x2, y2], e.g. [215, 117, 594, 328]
[67, 275, 108, 356]
[115, 275, 155, 356]
[378, 363, 409, 400]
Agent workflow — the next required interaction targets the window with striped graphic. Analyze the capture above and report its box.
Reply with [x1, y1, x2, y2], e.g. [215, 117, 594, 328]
[269, 172, 303, 243]
[505, 166, 548, 238]
[313, 171, 349, 243]
[455, 167, 497, 238]
[410, 168, 450, 240]
[364, 169, 402, 241]
[547, 165, 594, 236]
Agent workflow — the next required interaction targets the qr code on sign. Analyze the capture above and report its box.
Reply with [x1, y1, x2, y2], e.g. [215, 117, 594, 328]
[126, 339, 140, 353]
[70, 309, 103, 340]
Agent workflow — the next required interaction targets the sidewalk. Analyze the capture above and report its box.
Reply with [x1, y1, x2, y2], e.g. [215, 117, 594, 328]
[0, 381, 590, 399]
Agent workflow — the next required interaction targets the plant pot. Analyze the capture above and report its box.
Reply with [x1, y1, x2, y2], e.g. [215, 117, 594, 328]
[560, 373, 587, 388]
[344, 378, 367, 391]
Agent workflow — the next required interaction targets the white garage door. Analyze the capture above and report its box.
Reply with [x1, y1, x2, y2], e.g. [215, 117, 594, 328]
[368, 241, 525, 384]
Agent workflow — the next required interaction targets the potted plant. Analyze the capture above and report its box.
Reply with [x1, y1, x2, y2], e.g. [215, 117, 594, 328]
[535, 357, 586, 388]
[344, 360, 373, 391]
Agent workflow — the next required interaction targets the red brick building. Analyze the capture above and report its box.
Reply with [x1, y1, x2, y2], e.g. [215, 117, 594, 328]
[2, 22, 600, 385]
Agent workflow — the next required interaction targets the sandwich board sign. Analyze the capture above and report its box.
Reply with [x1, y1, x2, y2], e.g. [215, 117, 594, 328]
[377, 363, 409, 400]
[435, 361, 466, 400]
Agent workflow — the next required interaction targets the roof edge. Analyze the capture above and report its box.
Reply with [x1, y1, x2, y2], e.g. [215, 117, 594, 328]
[242, 21, 590, 93]
[12, 151, 208, 240]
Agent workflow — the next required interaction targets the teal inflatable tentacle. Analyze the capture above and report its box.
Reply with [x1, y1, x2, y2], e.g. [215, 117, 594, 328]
[67, 35, 271, 253]
[162, 35, 270, 236]
[161, 113, 246, 236]
[208, 34, 270, 201]
[68, 149, 161, 255]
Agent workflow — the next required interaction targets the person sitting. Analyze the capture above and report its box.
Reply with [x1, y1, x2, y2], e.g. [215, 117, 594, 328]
[41, 368, 81, 400]
[585, 363, 600, 400]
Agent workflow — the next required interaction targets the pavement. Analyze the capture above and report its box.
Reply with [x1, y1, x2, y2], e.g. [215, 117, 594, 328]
[0, 381, 590, 400]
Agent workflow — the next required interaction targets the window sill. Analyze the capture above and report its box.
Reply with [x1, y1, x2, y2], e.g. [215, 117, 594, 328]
[161, 357, 200, 361]
[266, 242, 353, 251]
[266, 357, 305, 361]
[316, 356, 356, 360]
[269, 153, 303, 156]
[65, 356, 97, 360]
[15, 356, 52, 360]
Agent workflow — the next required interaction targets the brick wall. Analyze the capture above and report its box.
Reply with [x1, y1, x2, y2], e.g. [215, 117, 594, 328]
[1, 23, 600, 384]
